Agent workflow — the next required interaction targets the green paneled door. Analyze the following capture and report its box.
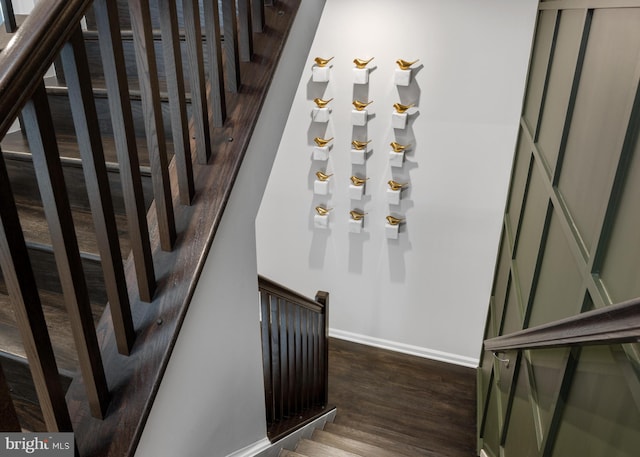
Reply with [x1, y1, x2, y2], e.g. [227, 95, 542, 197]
[478, 1, 640, 456]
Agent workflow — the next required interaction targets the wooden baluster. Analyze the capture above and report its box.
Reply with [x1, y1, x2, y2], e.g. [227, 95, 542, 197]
[203, 0, 227, 126]
[94, 0, 156, 302]
[260, 291, 274, 424]
[0, 347, 21, 432]
[158, 0, 195, 205]
[221, 0, 241, 92]
[22, 83, 110, 419]
[311, 312, 319, 405]
[183, 0, 212, 164]
[279, 299, 289, 417]
[129, 0, 176, 251]
[0, 152, 72, 432]
[0, 0, 17, 33]
[269, 294, 281, 421]
[316, 291, 329, 406]
[251, 0, 265, 33]
[293, 305, 302, 415]
[300, 307, 309, 411]
[237, 0, 253, 62]
[287, 302, 295, 417]
[60, 26, 135, 356]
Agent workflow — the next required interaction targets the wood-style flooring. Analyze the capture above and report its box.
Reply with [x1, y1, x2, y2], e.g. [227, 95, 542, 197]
[328, 338, 477, 457]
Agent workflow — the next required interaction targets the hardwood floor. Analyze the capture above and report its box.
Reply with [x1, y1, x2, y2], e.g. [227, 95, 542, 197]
[328, 338, 477, 457]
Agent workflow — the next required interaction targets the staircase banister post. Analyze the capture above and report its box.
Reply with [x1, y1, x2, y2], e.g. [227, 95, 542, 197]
[315, 290, 329, 406]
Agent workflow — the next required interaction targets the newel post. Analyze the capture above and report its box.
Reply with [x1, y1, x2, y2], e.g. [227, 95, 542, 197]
[315, 290, 329, 406]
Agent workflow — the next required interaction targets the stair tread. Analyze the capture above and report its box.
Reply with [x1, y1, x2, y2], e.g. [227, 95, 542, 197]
[279, 451, 308, 457]
[324, 422, 440, 457]
[14, 200, 130, 259]
[333, 416, 445, 455]
[312, 429, 408, 457]
[1, 129, 160, 170]
[295, 439, 363, 457]
[0, 289, 103, 374]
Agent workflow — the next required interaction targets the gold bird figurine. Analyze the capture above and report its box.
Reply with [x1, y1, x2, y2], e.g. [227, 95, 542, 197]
[351, 139, 371, 150]
[390, 141, 409, 153]
[353, 57, 374, 69]
[352, 100, 373, 111]
[350, 176, 368, 186]
[388, 180, 406, 191]
[315, 171, 332, 181]
[386, 215, 404, 226]
[314, 56, 334, 67]
[350, 210, 366, 221]
[396, 59, 419, 70]
[314, 137, 334, 147]
[313, 97, 333, 108]
[315, 206, 331, 216]
[393, 102, 414, 113]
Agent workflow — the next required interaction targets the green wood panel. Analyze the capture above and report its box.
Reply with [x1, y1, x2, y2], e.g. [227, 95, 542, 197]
[483, 383, 503, 457]
[557, 8, 640, 255]
[527, 212, 583, 327]
[527, 348, 569, 442]
[507, 135, 533, 238]
[523, 10, 557, 136]
[551, 346, 640, 457]
[599, 130, 640, 303]
[513, 161, 549, 308]
[492, 232, 512, 329]
[503, 356, 541, 457]
[536, 9, 585, 175]
[481, 4, 640, 457]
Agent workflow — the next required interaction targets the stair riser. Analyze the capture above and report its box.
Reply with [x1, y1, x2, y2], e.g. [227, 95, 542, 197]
[47, 89, 190, 144]
[0, 249, 108, 306]
[4, 152, 154, 215]
[0, 353, 72, 432]
[82, 35, 205, 94]
[84, 0, 206, 33]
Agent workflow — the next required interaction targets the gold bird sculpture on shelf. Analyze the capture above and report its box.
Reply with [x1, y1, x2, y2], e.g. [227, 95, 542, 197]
[314, 56, 334, 67]
[386, 215, 405, 226]
[352, 100, 373, 111]
[350, 210, 366, 221]
[315, 206, 331, 216]
[314, 136, 334, 147]
[390, 141, 409, 153]
[396, 59, 419, 70]
[350, 176, 368, 186]
[315, 171, 332, 181]
[351, 139, 371, 150]
[353, 57, 374, 69]
[388, 180, 407, 191]
[313, 97, 333, 108]
[393, 102, 414, 113]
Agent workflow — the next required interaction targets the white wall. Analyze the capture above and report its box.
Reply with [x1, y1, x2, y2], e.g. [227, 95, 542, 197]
[135, 1, 326, 456]
[256, 0, 537, 367]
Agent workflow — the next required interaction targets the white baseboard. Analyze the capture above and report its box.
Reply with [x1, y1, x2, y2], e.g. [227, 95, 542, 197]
[226, 438, 272, 457]
[329, 328, 479, 368]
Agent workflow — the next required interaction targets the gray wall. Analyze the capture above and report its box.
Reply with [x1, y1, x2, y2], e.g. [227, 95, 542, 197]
[256, 0, 537, 367]
[135, 2, 326, 456]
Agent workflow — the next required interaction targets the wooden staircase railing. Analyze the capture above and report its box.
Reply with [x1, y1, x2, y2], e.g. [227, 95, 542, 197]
[0, 0, 299, 454]
[258, 275, 330, 443]
[484, 296, 640, 352]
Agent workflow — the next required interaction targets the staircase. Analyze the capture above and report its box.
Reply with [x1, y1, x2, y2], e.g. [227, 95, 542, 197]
[279, 415, 441, 457]
[1, 0, 303, 454]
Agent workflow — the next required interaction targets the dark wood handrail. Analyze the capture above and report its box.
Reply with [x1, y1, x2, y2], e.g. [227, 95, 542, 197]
[0, 0, 92, 137]
[258, 275, 325, 314]
[485, 296, 640, 352]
